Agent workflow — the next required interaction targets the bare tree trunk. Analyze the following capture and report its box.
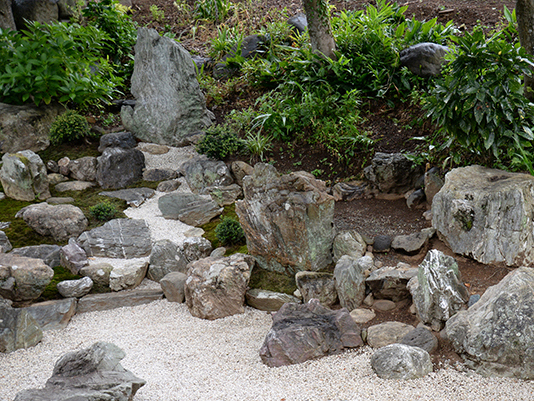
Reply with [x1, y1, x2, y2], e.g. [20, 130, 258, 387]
[302, 0, 336, 59]
[516, 0, 534, 99]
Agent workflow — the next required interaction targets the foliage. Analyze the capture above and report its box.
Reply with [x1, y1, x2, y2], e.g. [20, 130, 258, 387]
[38, 266, 82, 301]
[209, 25, 243, 60]
[422, 26, 534, 172]
[0, 22, 122, 107]
[89, 201, 118, 221]
[149, 4, 165, 22]
[244, 129, 272, 162]
[215, 216, 246, 246]
[195, 0, 233, 22]
[196, 124, 245, 159]
[49, 110, 94, 145]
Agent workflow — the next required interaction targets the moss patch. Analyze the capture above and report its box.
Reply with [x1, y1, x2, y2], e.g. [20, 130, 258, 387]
[248, 265, 297, 295]
[36, 265, 81, 302]
[37, 138, 101, 162]
[200, 204, 247, 255]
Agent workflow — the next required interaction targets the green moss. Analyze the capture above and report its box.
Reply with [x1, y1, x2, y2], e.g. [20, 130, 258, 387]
[200, 204, 246, 255]
[38, 138, 101, 162]
[248, 265, 297, 295]
[37, 265, 81, 302]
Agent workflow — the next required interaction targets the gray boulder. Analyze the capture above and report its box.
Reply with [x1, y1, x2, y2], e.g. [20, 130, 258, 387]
[148, 239, 188, 282]
[184, 253, 254, 320]
[231, 160, 253, 186]
[12, 0, 58, 30]
[14, 342, 146, 401]
[446, 267, 534, 379]
[109, 260, 148, 291]
[16, 203, 88, 242]
[121, 28, 213, 146]
[367, 321, 415, 348]
[10, 244, 61, 267]
[236, 163, 335, 275]
[333, 255, 366, 311]
[96, 147, 145, 189]
[0, 0, 16, 30]
[57, 276, 93, 298]
[391, 228, 435, 254]
[432, 165, 534, 266]
[0, 103, 64, 153]
[60, 238, 88, 275]
[99, 187, 155, 207]
[259, 299, 363, 367]
[245, 288, 301, 311]
[332, 230, 367, 263]
[181, 156, 234, 195]
[55, 180, 94, 192]
[77, 219, 152, 259]
[408, 250, 469, 331]
[400, 327, 438, 354]
[0, 231, 12, 253]
[364, 152, 423, 194]
[366, 263, 418, 302]
[0, 253, 54, 303]
[400, 42, 449, 78]
[67, 156, 97, 182]
[79, 262, 113, 293]
[143, 168, 178, 182]
[371, 344, 433, 379]
[1, 150, 50, 201]
[181, 236, 213, 263]
[98, 131, 137, 152]
[0, 307, 42, 353]
[158, 192, 223, 226]
[157, 179, 182, 192]
[206, 184, 243, 206]
[26, 298, 77, 331]
[160, 271, 187, 303]
[295, 271, 338, 308]
[287, 12, 307, 34]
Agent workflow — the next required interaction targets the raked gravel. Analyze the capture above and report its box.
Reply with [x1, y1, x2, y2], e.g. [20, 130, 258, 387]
[1, 300, 533, 401]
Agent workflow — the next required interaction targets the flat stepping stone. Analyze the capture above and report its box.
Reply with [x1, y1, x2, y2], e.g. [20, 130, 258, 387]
[100, 187, 155, 207]
[373, 299, 397, 311]
[350, 308, 376, 324]
[55, 181, 94, 192]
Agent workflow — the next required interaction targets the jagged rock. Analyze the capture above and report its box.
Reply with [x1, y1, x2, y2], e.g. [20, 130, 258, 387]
[0, 150, 50, 201]
[96, 147, 145, 189]
[206, 184, 243, 206]
[26, 298, 77, 331]
[109, 260, 148, 291]
[367, 321, 415, 348]
[245, 288, 301, 311]
[98, 131, 137, 152]
[158, 192, 223, 226]
[391, 228, 435, 254]
[371, 344, 433, 379]
[364, 152, 423, 194]
[77, 289, 164, 314]
[446, 267, 534, 379]
[333, 256, 366, 311]
[55, 180, 94, 192]
[160, 271, 187, 303]
[143, 168, 178, 182]
[10, 244, 61, 267]
[295, 271, 338, 308]
[181, 156, 234, 195]
[332, 181, 367, 201]
[424, 167, 443, 206]
[184, 253, 254, 320]
[79, 262, 113, 293]
[432, 165, 534, 266]
[99, 187, 155, 207]
[0, 231, 12, 253]
[400, 327, 438, 354]
[0, 0, 16, 30]
[408, 250, 469, 331]
[350, 308, 376, 324]
[67, 156, 97, 182]
[236, 163, 335, 275]
[231, 160, 253, 187]
[400, 42, 449, 78]
[78, 219, 152, 259]
[148, 239, 188, 282]
[60, 238, 88, 275]
[57, 156, 70, 176]
[180, 236, 213, 263]
[16, 203, 88, 242]
[366, 263, 418, 302]
[121, 28, 213, 146]
[0, 307, 42, 353]
[14, 342, 146, 401]
[0, 254, 54, 303]
[259, 299, 363, 367]
[157, 179, 182, 192]
[57, 276, 93, 298]
[332, 230, 367, 263]
[0, 102, 64, 153]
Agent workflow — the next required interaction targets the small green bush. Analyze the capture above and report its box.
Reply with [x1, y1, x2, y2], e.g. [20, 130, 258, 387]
[215, 217, 245, 246]
[49, 110, 93, 145]
[196, 124, 245, 159]
[89, 201, 118, 221]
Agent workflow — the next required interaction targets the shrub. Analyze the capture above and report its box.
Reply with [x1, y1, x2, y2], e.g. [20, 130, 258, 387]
[89, 201, 118, 221]
[49, 110, 93, 145]
[215, 217, 245, 246]
[196, 124, 245, 159]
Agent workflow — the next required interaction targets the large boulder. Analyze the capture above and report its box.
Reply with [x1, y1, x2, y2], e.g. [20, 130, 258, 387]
[333, 256, 367, 311]
[12, 0, 58, 30]
[96, 147, 145, 189]
[10, 244, 61, 267]
[399, 42, 450, 78]
[295, 271, 338, 308]
[0, 307, 43, 353]
[0, 254, 54, 303]
[446, 267, 534, 379]
[0, 150, 50, 201]
[259, 299, 363, 367]
[0, 0, 16, 30]
[148, 239, 188, 282]
[77, 219, 152, 259]
[235, 163, 335, 275]
[0, 103, 64, 153]
[121, 28, 213, 146]
[184, 253, 254, 320]
[158, 192, 223, 226]
[364, 152, 423, 194]
[16, 203, 88, 242]
[14, 342, 146, 401]
[181, 156, 234, 194]
[432, 165, 534, 266]
[408, 250, 469, 331]
[371, 344, 433, 379]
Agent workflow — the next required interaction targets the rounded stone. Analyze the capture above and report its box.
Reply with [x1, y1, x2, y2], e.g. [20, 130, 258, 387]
[373, 299, 396, 311]
[400, 327, 439, 354]
[350, 308, 376, 324]
[373, 235, 392, 252]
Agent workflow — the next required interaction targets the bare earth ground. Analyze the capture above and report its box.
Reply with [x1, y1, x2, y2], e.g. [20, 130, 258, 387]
[124, 0, 517, 364]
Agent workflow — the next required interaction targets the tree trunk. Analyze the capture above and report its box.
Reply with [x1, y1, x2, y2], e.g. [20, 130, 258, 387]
[516, 0, 534, 99]
[302, 0, 336, 59]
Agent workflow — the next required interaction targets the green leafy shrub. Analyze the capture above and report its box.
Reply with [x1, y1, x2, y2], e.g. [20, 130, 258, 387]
[89, 201, 118, 221]
[196, 124, 245, 159]
[215, 217, 245, 246]
[422, 26, 534, 172]
[0, 22, 122, 106]
[195, 0, 233, 22]
[150, 5, 165, 22]
[49, 110, 93, 145]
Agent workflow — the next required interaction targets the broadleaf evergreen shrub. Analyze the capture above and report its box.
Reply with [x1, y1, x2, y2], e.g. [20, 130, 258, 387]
[196, 124, 245, 159]
[89, 201, 118, 221]
[49, 110, 94, 145]
[215, 217, 245, 246]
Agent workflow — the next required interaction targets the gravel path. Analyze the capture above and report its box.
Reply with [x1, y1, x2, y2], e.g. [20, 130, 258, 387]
[1, 300, 533, 401]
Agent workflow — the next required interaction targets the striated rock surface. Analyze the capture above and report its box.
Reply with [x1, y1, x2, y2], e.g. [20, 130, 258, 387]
[371, 343, 433, 379]
[295, 271, 338, 308]
[0, 150, 50, 201]
[0, 307, 42, 353]
[158, 192, 222, 226]
[333, 255, 367, 311]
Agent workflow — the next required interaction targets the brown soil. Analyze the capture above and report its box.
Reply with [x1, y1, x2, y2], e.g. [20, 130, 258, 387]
[126, 0, 518, 365]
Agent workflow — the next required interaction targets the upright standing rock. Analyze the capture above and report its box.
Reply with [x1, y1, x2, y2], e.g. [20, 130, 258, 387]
[0, 150, 50, 201]
[334, 255, 366, 311]
[121, 28, 213, 146]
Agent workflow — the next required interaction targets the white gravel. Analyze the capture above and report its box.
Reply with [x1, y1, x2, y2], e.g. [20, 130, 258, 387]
[1, 300, 533, 401]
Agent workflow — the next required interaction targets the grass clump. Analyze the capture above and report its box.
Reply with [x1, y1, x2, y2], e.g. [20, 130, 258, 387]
[49, 110, 94, 145]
